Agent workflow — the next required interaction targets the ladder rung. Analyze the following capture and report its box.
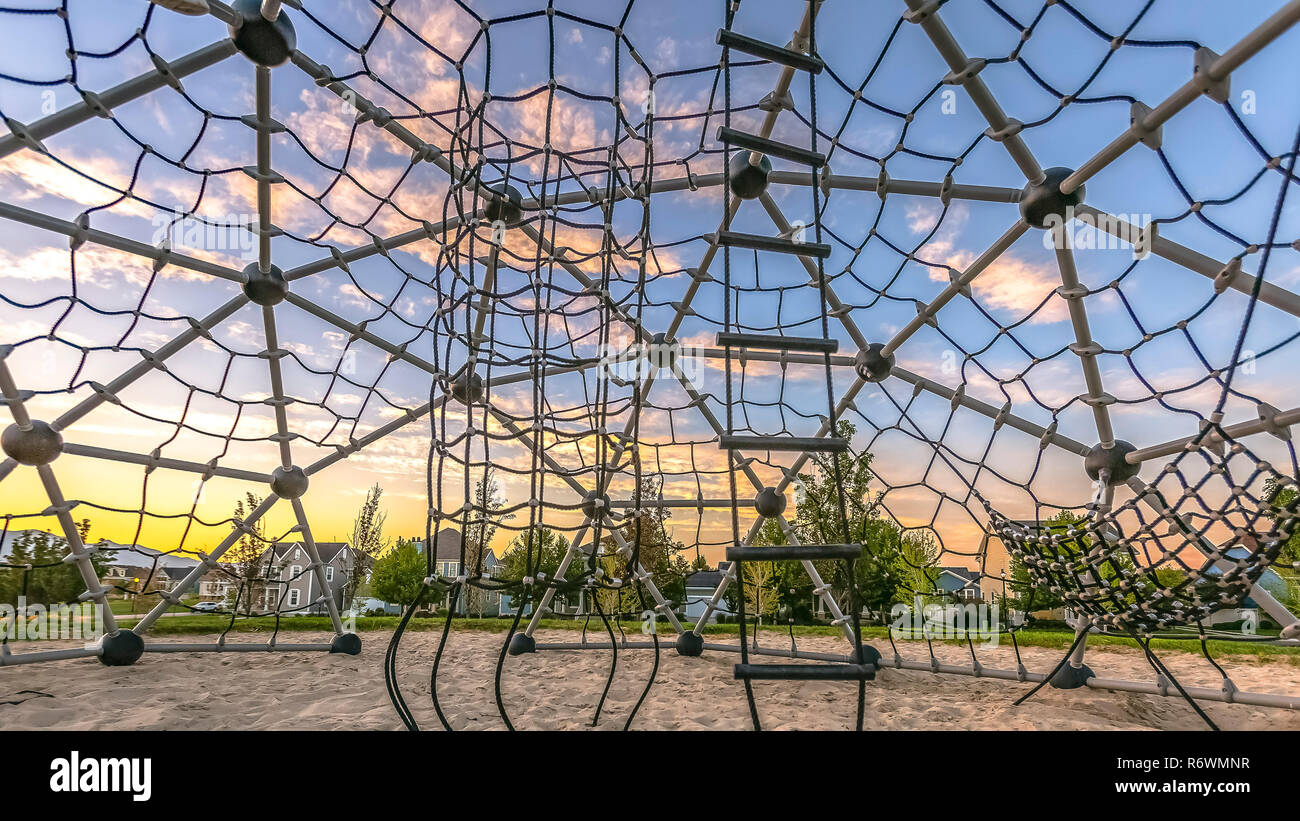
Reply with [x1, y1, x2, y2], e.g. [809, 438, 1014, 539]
[716, 230, 831, 259]
[716, 332, 838, 353]
[735, 663, 877, 681]
[727, 544, 862, 562]
[719, 434, 850, 452]
[717, 29, 824, 74]
[718, 127, 826, 167]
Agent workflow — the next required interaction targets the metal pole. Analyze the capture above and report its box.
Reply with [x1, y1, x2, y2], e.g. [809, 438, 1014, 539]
[132, 494, 279, 634]
[522, 523, 591, 637]
[0, 201, 245, 282]
[1059, 0, 1300, 195]
[290, 498, 346, 635]
[254, 66, 274, 274]
[0, 41, 239, 160]
[1052, 222, 1115, 447]
[61, 442, 273, 483]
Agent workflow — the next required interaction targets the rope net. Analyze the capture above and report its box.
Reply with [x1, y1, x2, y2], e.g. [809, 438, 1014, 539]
[0, 0, 1297, 727]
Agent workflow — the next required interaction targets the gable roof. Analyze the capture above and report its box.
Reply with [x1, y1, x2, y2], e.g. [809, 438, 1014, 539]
[937, 566, 979, 586]
[685, 561, 732, 589]
[271, 541, 349, 563]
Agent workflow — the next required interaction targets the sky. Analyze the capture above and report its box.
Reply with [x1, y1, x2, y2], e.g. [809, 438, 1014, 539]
[0, 0, 1297, 578]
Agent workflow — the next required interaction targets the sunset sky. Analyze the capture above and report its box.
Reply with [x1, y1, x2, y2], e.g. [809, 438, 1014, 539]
[0, 0, 1296, 578]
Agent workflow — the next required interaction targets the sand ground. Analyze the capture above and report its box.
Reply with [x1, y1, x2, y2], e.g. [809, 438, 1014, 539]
[1, 630, 1298, 730]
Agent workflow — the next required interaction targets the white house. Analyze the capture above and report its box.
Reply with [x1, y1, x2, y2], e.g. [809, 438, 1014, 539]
[683, 561, 731, 624]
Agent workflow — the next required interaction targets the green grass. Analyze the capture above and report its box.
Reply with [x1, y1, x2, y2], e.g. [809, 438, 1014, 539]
[109, 600, 188, 615]
[101, 613, 1300, 662]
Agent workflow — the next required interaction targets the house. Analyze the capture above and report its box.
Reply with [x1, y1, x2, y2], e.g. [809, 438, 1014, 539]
[1202, 544, 1294, 627]
[197, 567, 234, 602]
[933, 566, 983, 600]
[2, 529, 203, 598]
[683, 562, 731, 624]
[241, 541, 366, 615]
[412, 529, 503, 615]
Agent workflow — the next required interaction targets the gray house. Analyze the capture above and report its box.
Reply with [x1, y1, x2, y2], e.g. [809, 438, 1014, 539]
[253, 541, 364, 615]
[412, 529, 502, 615]
[933, 566, 983, 600]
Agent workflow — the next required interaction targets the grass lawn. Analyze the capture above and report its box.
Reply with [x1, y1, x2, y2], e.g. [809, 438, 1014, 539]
[109, 600, 189, 616]
[105, 614, 1300, 662]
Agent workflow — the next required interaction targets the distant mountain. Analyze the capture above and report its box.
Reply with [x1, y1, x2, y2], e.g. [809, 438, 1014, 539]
[0, 530, 200, 569]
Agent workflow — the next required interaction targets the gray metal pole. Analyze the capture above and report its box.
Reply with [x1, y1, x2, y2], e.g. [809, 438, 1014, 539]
[0, 41, 238, 160]
[290, 498, 346, 635]
[132, 494, 280, 634]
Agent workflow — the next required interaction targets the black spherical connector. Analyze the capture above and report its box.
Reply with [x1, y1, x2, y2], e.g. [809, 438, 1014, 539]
[242, 262, 288, 306]
[229, 0, 297, 67]
[674, 631, 704, 657]
[854, 343, 895, 384]
[99, 630, 145, 667]
[581, 490, 611, 521]
[728, 151, 772, 200]
[450, 372, 483, 405]
[330, 632, 362, 655]
[1019, 166, 1084, 229]
[483, 183, 523, 227]
[1083, 440, 1140, 485]
[1049, 662, 1095, 690]
[507, 632, 536, 656]
[754, 487, 787, 519]
[855, 643, 883, 671]
[648, 332, 680, 371]
[270, 465, 309, 500]
[1, 420, 63, 466]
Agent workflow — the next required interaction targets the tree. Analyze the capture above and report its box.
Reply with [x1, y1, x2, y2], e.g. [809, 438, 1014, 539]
[499, 526, 580, 583]
[791, 420, 877, 545]
[599, 475, 691, 610]
[224, 493, 278, 614]
[1263, 477, 1300, 567]
[1, 522, 107, 608]
[344, 483, 390, 611]
[782, 421, 937, 622]
[461, 466, 515, 617]
[369, 538, 427, 607]
[500, 526, 588, 611]
[740, 559, 779, 623]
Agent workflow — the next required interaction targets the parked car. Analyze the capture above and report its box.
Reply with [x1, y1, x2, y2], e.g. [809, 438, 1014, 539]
[192, 601, 221, 613]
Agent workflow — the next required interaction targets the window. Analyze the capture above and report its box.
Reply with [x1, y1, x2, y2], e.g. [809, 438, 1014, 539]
[290, 565, 302, 580]
[325, 566, 334, 582]
[288, 588, 301, 608]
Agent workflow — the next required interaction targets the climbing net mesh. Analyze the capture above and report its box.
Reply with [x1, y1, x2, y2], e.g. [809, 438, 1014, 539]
[0, 0, 1298, 727]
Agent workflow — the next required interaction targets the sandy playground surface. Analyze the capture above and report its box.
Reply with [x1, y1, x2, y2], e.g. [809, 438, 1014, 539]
[1, 630, 1298, 730]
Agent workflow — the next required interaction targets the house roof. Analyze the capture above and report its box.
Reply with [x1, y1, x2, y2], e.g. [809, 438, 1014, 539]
[937, 566, 979, 586]
[0, 530, 200, 569]
[685, 561, 732, 589]
[270, 541, 349, 563]
[427, 528, 464, 560]
[420, 528, 495, 564]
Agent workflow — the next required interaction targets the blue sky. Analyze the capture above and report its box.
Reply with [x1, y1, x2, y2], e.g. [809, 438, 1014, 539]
[0, 0, 1296, 572]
